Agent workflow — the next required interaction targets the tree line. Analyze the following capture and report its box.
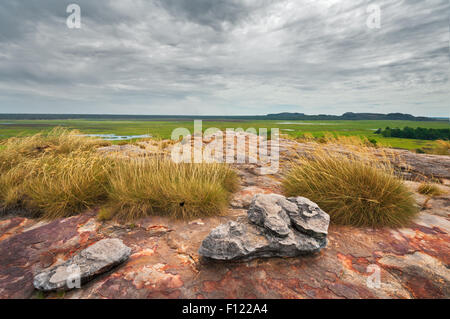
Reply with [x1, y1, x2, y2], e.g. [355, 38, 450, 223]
[375, 126, 450, 140]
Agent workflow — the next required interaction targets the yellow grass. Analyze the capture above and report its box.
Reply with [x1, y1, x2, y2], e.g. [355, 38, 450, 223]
[106, 157, 238, 221]
[429, 140, 450, 155]
[417, 182, 444, 197]
[282, 145, 418, 228]
[0, 129, 113, 218]
[23, 152, 112, 218]
[296, 133, 378, 147]
[0, 129, 238, 221]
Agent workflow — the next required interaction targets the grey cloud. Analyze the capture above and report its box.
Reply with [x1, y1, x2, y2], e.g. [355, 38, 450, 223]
[157, 0, 248, 29]
[0, 0, 448, 116]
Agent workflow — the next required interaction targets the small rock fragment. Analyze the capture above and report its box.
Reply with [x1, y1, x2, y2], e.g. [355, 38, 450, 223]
[248, 194, 291, 237]
[33, 238, 131, 291]
[286, 197, 330, 239]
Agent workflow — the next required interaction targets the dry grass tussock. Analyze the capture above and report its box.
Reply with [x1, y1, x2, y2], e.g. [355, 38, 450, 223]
[104, 158, 238, 221]
[282, 144, 418, 228]
[429, 140, 450, 155]
[296, 132, 378, 148]
[0, 127, 109, 157]
[0, 128, 238, 220]
[416, 140, 450, 155]
[417, 182, 444, 197]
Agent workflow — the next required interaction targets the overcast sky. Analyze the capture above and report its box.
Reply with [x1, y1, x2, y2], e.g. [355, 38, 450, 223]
[0, 0, 448, 116]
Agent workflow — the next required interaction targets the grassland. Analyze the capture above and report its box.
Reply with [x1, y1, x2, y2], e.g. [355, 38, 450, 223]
[0, 129, 237, 220]
[0, 119, 448, 150]
[0, 126, 437, 226]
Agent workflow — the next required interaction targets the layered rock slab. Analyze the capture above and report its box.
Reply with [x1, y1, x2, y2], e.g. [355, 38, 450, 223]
[34, 238, 131, 291]
[199, 194, 330, 261]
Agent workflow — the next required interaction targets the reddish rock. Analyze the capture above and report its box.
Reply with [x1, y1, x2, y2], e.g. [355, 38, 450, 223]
[0, 212, 102, 298]
[230, 186, 276, 209]
[0, 139, 448, 299]
[0, 207, 448, 299]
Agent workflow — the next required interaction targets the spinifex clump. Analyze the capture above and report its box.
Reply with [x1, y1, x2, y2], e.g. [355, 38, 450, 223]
[0, 128, 238, 220]
[106, 157, 238, 221]
[282, 145, 418, 228]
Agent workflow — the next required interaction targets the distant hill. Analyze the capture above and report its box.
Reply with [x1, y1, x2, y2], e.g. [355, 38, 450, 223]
[0, 112, 446, 121]
[266, 112, 442, 121]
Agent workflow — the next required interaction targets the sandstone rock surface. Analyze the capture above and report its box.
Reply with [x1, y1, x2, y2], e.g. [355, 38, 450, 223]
[198, 194, 330, 261]
[0, 137, 448, 299]
[33, 238, 131, 291]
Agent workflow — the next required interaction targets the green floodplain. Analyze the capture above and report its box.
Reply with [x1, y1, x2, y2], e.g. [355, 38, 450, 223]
[0, 119, 449, 151]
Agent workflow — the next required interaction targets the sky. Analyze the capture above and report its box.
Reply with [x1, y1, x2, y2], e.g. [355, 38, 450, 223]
[0, 0, 448, 116]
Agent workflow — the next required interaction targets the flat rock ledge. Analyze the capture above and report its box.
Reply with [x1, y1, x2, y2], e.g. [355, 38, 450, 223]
[33, 238, 131, 292]
[199, 194, 330, 261]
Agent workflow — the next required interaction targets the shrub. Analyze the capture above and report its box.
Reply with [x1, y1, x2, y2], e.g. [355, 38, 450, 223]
[282, 147, 418, 227]
[378, 126, 450, 140]
[106, 157, 238, 220]
[417, 183, 443, 197]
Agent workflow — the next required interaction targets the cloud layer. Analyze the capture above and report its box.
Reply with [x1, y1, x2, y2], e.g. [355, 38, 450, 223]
[0, 0, 448, 116]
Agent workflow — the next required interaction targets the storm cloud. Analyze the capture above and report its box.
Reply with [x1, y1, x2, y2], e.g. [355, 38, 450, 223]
[0, 0, 448, 116]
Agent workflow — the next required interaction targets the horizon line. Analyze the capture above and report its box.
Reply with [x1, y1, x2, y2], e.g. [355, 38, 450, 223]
[0, 112, 448, 118]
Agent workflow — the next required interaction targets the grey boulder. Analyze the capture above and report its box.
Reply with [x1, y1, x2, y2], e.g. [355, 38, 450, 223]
[34, 238, 131, 291]
[199, 194, 330, 261]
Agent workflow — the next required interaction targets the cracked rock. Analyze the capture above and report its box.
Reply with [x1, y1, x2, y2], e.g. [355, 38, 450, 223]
[199, 194, 330, 261]
[33, 238, 131, 291]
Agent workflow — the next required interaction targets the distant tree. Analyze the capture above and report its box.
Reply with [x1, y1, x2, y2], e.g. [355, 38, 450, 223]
[378, 127, 449, 140]
[381, 127, 392, 137]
